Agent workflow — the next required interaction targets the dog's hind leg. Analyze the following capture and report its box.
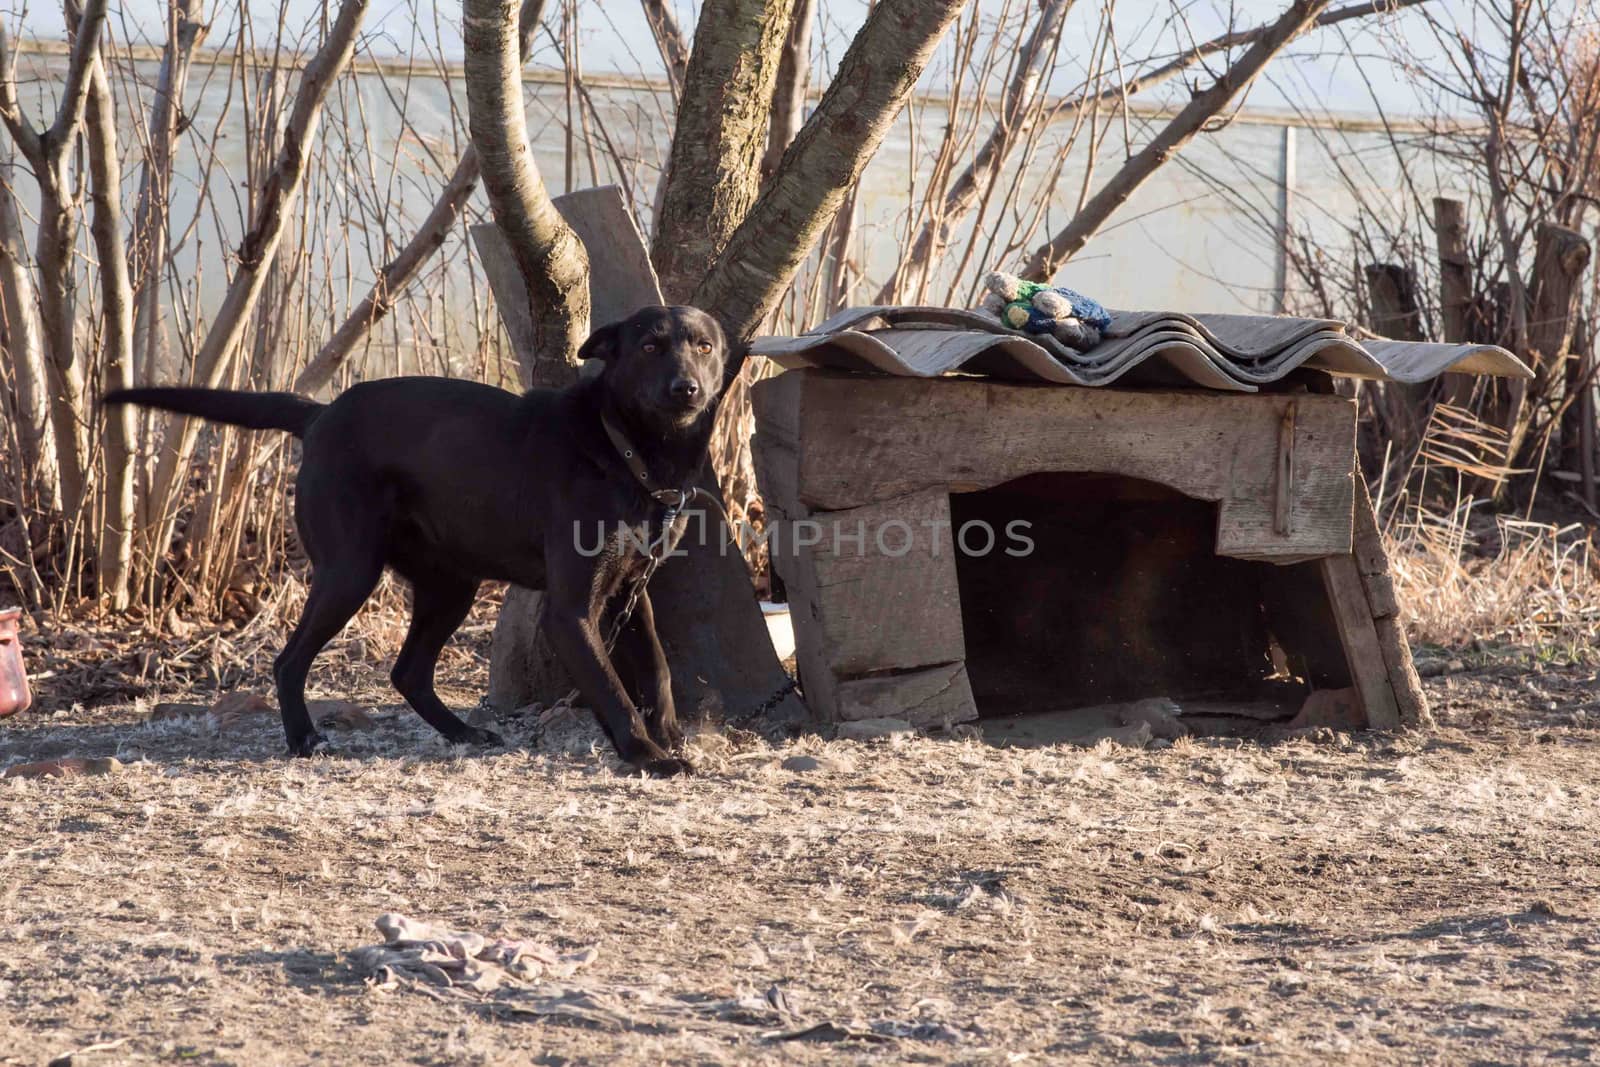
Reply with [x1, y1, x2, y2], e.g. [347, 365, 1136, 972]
[275, 559, 383, 756]
[391, 575, 499, 747]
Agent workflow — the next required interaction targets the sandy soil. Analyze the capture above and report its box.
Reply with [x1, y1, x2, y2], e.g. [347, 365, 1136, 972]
[2, 650, 1599, 1065]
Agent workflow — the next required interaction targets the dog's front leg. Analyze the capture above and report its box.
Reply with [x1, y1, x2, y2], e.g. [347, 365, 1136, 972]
[611, 588, 682, 751]
[543, 596, 692, 778]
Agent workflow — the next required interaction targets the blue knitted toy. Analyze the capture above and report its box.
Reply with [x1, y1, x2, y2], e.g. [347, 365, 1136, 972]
[977, 270, 1110, 351]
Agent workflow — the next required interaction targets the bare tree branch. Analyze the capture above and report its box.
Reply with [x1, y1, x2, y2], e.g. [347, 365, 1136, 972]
[49, 0, 111, 149]
[651, 0, 798, 302]
[884, 0, 1423, 302]
[465, 0, 590, 380]
[1021, 0, 1337, 281]
[128, 0, 207, 545]
[85, 46, 137, 609]
[0, 152, 56, 509]
[761, 0, 816, 182]
[0, 26, 42, 163]
[640, 0, 691, 97]
[1125, 0, 1424, 102]
[295, 150, 481, 393]
[173, 0, 369, 390]
[694, 0, 969, 354]
[130, 0, 207, 386]
[876, 0, 1069, 302]
[0, 2, 114, 518]
[146, 0, 371, 550]
[298, 0, 547, 393]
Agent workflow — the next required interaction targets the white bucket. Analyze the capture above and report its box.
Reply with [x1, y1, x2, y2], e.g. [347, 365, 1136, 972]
[759, 601, 795, 662]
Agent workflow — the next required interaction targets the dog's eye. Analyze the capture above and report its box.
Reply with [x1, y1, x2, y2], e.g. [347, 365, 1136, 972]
[697, 342, 713, 354]
[642, 342, 658, 354]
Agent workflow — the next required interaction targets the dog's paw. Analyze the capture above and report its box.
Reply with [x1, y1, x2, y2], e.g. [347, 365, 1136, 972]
[639, 757, 695, 778]
[460, 726, 504, 748]
[651, 724, 686, 751]
[287, 731, 329, 758]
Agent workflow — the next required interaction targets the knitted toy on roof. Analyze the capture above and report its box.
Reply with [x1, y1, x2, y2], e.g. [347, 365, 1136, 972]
[977, 270, 1111, 352]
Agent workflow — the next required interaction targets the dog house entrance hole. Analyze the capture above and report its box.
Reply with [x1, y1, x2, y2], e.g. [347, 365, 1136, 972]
[949, 472, 1352, 733]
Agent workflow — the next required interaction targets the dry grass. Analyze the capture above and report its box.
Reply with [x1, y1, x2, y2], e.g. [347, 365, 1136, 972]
[1386, 505, 1600, 660]
[2, 651, 1599, 1064]
[1372, 398, 1600, 661]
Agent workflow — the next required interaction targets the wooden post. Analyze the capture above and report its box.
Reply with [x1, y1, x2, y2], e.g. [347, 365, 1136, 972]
[1584, 381, 1597, 513]
[1364, 263, 1424, 341]
[1365, 262, 1429, 454]
[1348, 473, 1429, 725]
[1527, 223, 1591, 395]
[1433, 197, 1479, 411]
[1433, 198, 1471, 344]
[1274, 125, 1296, 314]
[1317, 553, 1402, 728]
[1561, 318, 1594, 502]
[1500, 223, 1591, 488]
[471, 185, 663, 380]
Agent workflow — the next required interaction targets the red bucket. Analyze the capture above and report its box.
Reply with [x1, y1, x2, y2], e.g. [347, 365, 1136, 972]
[0, 608, 32, 718]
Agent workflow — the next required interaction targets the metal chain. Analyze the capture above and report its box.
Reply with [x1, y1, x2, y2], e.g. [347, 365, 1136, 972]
[600, 555, 661, 654]
[728, 672, 800, 726]
[488, 488, 802, 728]
[600, 493, 685, 653]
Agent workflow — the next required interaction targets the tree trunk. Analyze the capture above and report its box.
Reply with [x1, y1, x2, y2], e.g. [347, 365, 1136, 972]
[1499, 222, 1592, 484]
[695, 0, 969, 352]
[464, 0, 590, 381]
[1020, 0, 1335, 281]
[760, 0, 815, 183]
[86, 51, 137, 609]
[651, 0, 797, 302]
[0, 154, 58, 511]
[0, 0, 108, 532]
[32, 174, 89, 520]
[1365, 263, 1423, 341]
[1, 0, 112, 521]
[1526, 223, 1590, 396]
[127, 0, 205, 542]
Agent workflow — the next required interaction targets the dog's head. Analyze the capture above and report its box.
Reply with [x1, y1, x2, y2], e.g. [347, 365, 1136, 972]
[579, 306, 727, 432]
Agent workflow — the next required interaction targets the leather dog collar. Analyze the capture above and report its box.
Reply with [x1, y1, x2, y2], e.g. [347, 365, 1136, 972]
[600, 411, 689, 507]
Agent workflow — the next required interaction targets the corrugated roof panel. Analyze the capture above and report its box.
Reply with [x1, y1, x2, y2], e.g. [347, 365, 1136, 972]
[752, 306, 1532, 389]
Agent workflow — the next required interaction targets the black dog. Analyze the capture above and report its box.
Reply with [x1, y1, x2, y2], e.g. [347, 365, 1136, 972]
[108, 306, 728, 776]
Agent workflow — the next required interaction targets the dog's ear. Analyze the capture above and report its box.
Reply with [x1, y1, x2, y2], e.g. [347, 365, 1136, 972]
[578, 321, 621, 364]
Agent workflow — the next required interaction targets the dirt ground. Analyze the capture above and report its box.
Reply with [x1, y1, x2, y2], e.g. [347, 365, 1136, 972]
[2, 631, 1599, 1065]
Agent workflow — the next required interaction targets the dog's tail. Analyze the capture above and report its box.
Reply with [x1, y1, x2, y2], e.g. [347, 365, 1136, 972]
[105, 387, 324, 438]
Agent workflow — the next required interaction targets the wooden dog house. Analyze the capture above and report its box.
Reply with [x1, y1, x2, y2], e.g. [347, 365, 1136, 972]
[750, 309, 1531, 733]
[470, 186, 1527, 736]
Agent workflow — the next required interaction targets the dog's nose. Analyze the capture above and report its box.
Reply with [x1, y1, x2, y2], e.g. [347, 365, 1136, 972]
[670, 378, 700, 400]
